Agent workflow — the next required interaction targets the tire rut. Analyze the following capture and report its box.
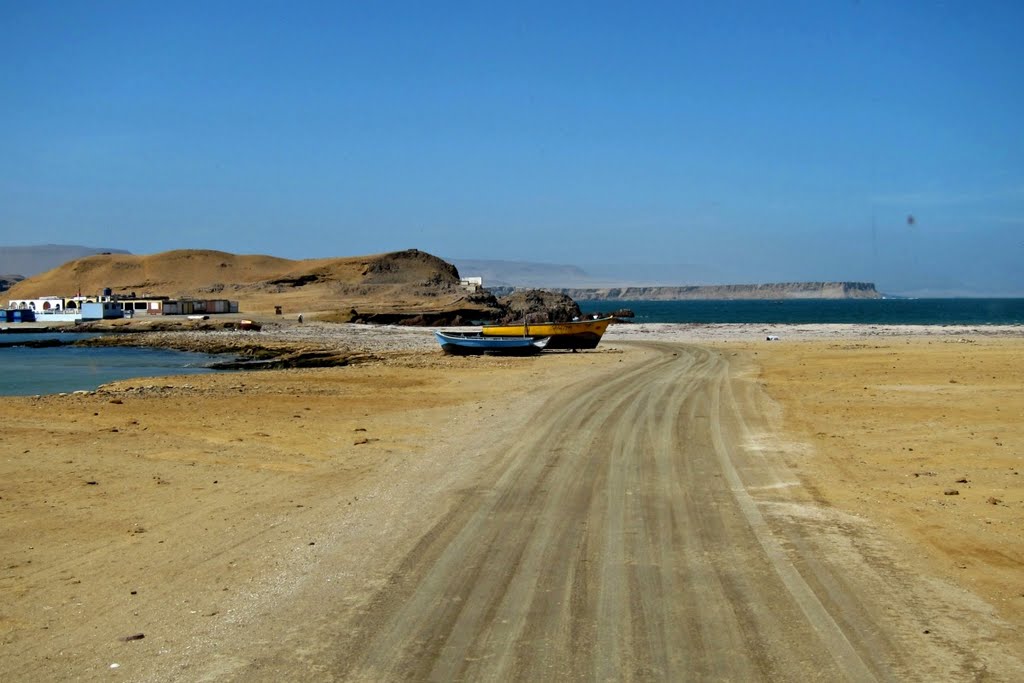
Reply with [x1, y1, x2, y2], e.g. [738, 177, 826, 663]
[275, 343, 928, 680]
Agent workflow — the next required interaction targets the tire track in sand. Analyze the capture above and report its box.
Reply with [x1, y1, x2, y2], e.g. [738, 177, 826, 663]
[318, 342, 906, 681]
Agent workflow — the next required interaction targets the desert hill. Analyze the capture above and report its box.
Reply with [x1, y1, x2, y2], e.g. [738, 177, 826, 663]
[5, 249, 504, 321]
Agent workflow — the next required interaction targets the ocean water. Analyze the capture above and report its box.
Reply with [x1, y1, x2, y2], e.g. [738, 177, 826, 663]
[0, 333, 231, 396]
[580, 298, 1024, 326]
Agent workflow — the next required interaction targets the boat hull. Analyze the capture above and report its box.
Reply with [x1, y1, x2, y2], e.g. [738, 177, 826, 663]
[480, 317, 612, 350]
[434, 331, 549, 356]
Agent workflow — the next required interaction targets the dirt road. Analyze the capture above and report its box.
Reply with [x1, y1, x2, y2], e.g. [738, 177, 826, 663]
[180, 342, 1019, 682]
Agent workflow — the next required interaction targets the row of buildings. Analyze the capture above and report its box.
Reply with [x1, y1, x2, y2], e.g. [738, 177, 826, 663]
[5, 290, 239, 323]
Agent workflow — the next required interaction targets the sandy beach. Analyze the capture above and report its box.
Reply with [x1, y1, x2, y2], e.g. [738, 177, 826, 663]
[1, 321, 1021, 680]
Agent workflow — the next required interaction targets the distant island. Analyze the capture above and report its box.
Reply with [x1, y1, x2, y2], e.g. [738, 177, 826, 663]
[491, 282, 881, 301]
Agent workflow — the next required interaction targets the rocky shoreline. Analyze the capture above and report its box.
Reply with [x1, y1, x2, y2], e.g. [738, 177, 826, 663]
[57, 319, 1024, 371]
[74, 320, 437, 361]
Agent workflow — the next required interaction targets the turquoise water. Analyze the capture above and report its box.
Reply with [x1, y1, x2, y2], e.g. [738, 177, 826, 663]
[0, 334, 231, 396]
[580, 298, 1024, 325]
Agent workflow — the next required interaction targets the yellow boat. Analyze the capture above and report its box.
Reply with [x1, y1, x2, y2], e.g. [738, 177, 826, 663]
[480, 317, 613, 350]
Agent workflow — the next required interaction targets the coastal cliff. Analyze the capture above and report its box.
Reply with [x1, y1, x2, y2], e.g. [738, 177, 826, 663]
[540, 282, 880, 301]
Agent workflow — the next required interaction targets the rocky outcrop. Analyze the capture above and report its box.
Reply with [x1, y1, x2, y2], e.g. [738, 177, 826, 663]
[346, 309, 490, 326]
[496, 289, 582, 324]
[546, 282, 880, 301]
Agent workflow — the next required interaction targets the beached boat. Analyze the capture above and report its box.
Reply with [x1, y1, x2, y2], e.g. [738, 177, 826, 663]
[480, 317, 613, 350]
[434, 331, 550, 356]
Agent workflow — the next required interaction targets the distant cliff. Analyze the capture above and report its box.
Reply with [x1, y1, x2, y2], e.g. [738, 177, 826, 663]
[0, 274, 25, 293]
[521, 282, 881, 301]
[0, 244, 132, 277]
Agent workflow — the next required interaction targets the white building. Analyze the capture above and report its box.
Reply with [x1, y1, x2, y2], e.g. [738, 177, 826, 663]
[7, 296, 66, 312]
[7, 296, 123, 321]
[81, 301, 124, 320]
[460, 276, 483, 292]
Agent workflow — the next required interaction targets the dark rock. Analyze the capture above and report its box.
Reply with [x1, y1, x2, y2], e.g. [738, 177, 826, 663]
[496, 289, 581, 324]
[0, 338, 66, 349]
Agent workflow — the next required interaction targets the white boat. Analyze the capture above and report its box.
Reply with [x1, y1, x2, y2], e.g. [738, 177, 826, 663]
[433, 331, 549, 356]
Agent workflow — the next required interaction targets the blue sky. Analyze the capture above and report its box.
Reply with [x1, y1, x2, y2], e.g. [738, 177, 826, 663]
[2, 1, 1022, 295]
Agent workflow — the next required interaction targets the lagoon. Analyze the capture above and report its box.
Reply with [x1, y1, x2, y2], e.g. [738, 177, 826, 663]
[0, 334, 230, 396]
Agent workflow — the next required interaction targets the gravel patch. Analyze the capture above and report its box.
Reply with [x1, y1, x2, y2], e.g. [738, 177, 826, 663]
[83, 321, 1024, 358]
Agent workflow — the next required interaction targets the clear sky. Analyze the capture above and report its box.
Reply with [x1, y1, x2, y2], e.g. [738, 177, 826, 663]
[2, 1, 1022, 295]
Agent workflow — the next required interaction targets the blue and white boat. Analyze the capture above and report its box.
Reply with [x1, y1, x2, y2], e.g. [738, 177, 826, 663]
[433, 330, 549, 356]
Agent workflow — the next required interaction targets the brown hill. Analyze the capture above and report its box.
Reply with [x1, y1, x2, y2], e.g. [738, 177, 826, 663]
[5, 249, 503, 321]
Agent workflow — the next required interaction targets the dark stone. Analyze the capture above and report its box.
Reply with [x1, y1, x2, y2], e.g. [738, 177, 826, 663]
[496, 289, 581, 324]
